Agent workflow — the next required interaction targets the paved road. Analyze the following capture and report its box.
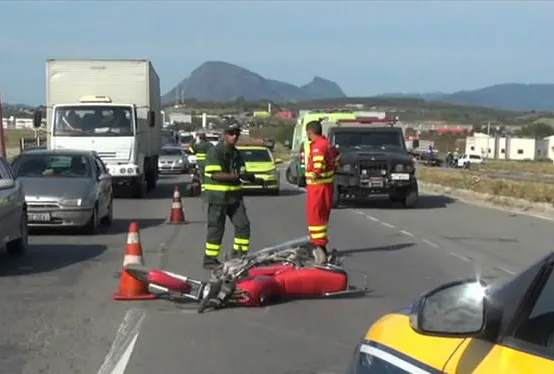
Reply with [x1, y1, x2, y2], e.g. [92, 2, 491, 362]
[2, 170, 554, 373]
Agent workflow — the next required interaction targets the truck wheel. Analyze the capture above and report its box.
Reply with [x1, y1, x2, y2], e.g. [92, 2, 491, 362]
[285, 167, 296, 185]
[146, 169, 156, 191]
[403, 184, 419, 209]
[132, 176, 147, 199]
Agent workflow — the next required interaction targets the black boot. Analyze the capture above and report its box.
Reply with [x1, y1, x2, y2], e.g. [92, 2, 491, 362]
[231, 250, 245, 259]
[312, 246, 328, 265]
[203, 255, 221, 269]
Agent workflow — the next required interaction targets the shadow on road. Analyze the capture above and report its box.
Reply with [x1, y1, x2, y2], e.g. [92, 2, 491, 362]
[0, 244, 107, 277]
[29, 218, 168, 236]
[244, 188, 304, 197]
[335, 194, 456, 210]
[339, 243, 415, 257]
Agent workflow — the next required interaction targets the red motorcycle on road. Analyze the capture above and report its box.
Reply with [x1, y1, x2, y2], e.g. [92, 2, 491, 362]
[125, 237, 368, 313]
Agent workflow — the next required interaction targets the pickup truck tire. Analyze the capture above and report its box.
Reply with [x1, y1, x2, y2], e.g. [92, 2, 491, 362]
[6, 212, 28, 256]
[332, 183, 341, 209]
[402, 184, 419, 209]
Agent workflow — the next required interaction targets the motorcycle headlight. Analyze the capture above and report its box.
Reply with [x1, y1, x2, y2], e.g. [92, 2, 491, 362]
[201, 283, 211, 299]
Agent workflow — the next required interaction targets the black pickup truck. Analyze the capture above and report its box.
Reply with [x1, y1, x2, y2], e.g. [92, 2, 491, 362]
[331, 126, 418, 208]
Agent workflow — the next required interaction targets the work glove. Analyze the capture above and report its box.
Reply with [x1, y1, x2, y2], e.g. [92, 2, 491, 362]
[238, 167, 256, 182]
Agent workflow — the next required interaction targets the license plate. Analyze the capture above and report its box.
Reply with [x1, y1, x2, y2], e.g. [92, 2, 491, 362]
[369, 177, 384, 188]
[28, 213, 51, 222]
[391, 173, 410, 181]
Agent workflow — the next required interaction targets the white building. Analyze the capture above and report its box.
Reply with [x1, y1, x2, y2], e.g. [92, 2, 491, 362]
[465, 133, 550, 160]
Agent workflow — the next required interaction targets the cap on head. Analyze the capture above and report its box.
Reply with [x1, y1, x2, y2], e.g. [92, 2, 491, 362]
[224, 123, 241, 136]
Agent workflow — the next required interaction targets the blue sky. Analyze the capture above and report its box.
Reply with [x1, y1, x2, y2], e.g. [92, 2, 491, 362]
[1, 0, 553, 105]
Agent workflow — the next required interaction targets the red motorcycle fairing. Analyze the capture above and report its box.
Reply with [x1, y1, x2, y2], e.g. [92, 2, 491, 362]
[237, 266, 348, 307]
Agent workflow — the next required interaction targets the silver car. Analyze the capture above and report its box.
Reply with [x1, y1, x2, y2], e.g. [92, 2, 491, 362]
[0, 155, 28, 255]
[11, 149, 113, 234]
[158, 146, 189, 174]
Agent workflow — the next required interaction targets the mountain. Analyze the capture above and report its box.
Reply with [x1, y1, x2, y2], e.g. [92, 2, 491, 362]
[162, 61, 346, 104]
[378, 84, 554, 112]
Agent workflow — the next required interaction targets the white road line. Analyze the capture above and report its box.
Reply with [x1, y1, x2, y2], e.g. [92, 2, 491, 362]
[97, 308, 146, 374]
[449, 252, 471, 262]
[422, 239, 440, 248]
[381, 222, 395, 229]
[496, 266, 516, 275]
[366, 215, 380, 222]
[399, 230, 414, 237]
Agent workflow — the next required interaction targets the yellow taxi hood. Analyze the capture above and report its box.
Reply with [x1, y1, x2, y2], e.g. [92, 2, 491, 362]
[363, 312, 466, 372]
[244, 162, 275, 172]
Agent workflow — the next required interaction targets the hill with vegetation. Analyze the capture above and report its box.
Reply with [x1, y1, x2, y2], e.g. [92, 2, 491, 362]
[162, 61, 346, 104]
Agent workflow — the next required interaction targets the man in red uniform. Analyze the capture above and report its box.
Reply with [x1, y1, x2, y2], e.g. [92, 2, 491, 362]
[304, 120, 338, 265]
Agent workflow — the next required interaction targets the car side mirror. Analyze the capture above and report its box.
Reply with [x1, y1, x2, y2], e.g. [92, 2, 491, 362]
[33, 110, 43, 128]
[274, 158, 283, 164]
[409, 279, 488, 337]
[98, 173, 111, 181]
[148, 111, 156, 128]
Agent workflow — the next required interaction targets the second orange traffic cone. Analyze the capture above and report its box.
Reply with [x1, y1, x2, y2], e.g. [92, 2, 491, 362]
[113, 222, 157, 301]
[168, 185, 188, 224]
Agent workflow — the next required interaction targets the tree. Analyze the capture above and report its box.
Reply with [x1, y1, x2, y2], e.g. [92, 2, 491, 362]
[515, 122, 554, 138]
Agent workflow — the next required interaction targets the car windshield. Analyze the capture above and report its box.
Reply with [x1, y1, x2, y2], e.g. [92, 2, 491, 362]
[53, 105, 133, 137]
[239, 149, 272, 162]
[180, 135, 193, 143]
[161, 148, 183, 156]
[333, 131, 403, 150]
[13, 154, 92, 178]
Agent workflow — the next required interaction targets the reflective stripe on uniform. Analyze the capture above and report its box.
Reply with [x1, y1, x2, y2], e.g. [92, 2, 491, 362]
[306, 170, 335, 185]
[308, 225, 327, 240]
[205, 165, 222, 172]
[197, 153, 207, 161]
[312, 155, 324, 162]
[203, 184, 242, 192]
[233, 237, 250, 252]
[205, 242, 221, 257]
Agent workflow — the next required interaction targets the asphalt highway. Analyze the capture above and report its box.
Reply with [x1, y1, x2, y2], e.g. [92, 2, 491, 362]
[1, 170, 554, 373]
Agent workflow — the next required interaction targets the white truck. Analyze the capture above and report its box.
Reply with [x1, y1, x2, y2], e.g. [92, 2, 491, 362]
[33, 59, 162, 198]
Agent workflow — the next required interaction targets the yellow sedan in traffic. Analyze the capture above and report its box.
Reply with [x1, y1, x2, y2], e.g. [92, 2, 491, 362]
[237, 145, 282, 195]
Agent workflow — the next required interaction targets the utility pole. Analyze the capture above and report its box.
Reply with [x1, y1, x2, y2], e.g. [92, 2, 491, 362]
[0, 89, 6, 158]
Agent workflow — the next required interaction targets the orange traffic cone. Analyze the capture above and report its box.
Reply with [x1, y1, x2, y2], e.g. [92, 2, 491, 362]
[113, 222, 157, 301]
[168, 185, 188, 224]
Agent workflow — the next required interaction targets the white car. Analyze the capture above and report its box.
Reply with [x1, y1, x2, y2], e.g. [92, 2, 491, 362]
[457, 154, 483, 168]
[0, 155, 28, 256]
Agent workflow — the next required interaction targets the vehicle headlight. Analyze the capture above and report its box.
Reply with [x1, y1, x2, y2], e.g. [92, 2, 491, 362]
[59, 198, 83, 207]
[342, 164, 353, 172]
[178, 159, 183, 164]
[201, 283, 211, 300]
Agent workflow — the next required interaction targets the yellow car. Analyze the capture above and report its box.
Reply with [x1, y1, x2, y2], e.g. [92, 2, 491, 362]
[347, 251, 554, 373]
[237, 145, 282, 195]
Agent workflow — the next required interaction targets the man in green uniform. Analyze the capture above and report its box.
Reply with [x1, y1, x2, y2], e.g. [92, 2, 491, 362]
[189, 132, 213, 185]
[202, 124, 256, 268]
